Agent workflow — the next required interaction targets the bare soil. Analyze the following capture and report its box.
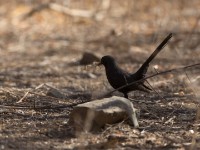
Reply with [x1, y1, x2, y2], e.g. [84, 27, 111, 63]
[0, 0, 200, 149]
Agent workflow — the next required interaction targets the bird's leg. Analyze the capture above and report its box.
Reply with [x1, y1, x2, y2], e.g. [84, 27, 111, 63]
[123, 93, 129, 99]
[123, 75, 130, 99]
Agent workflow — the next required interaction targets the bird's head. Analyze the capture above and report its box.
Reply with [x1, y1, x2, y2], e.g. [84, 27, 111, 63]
[98, 55, 116, 67]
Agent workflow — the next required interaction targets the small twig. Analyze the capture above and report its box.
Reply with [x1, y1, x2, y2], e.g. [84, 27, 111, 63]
[167, 104, 183, 119]
[16, 91, 29, 103]
[42, 83, 62, 92]
[184, 70, 198, 96]
[164, 116, 175, 125]
[0, 102, 79, 110]
[153, 66, 159, 73]
[22, 3, 95, 19]
[16, 83, 47, 103]
[0, 105, 32, 109]
[150, 67, 168, 101]
[145, 80, 168, 101]
[35, 83, 46, 90]
[142, 108, 160, 119]
[49, 3, 95, 18]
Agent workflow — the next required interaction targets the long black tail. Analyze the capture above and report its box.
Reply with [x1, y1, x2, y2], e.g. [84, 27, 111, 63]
[135, 33, 173, 77]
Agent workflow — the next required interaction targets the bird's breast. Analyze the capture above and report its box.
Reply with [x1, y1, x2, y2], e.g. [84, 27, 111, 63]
[105, 69, 127, 89]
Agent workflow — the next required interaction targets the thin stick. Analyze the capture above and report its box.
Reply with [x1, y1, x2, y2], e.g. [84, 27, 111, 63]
[145, 80, 168, 101]
[0, 102, 79, 110]
[185, 70, 198, 95]
[16, 91, 29, 103]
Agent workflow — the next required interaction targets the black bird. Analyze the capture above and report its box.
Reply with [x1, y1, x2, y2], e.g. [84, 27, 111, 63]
[99, 33, 172, 98]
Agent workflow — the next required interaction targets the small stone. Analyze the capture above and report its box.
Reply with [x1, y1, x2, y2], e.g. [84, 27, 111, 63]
[69, 96, 139, 132]
[46, 88, 66, 99]
[79, 52, 100, 65]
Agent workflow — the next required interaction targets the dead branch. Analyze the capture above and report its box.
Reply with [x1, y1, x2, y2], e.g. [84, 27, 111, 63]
[22, 0, 111, 21]
[0, 102, 78, 110]
[145, 80, 168, 101]
[16, 91, 29, 103]
[49, 3, 95, 18]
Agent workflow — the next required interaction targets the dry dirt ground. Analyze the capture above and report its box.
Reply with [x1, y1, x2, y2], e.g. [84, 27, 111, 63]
[0, 0, 200, 149]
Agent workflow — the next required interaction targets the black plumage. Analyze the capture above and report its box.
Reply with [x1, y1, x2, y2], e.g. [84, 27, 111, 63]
[99, 33, 172, 98]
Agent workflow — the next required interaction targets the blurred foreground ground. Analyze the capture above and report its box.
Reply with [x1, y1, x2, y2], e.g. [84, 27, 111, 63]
[0, 0, 200, 149]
